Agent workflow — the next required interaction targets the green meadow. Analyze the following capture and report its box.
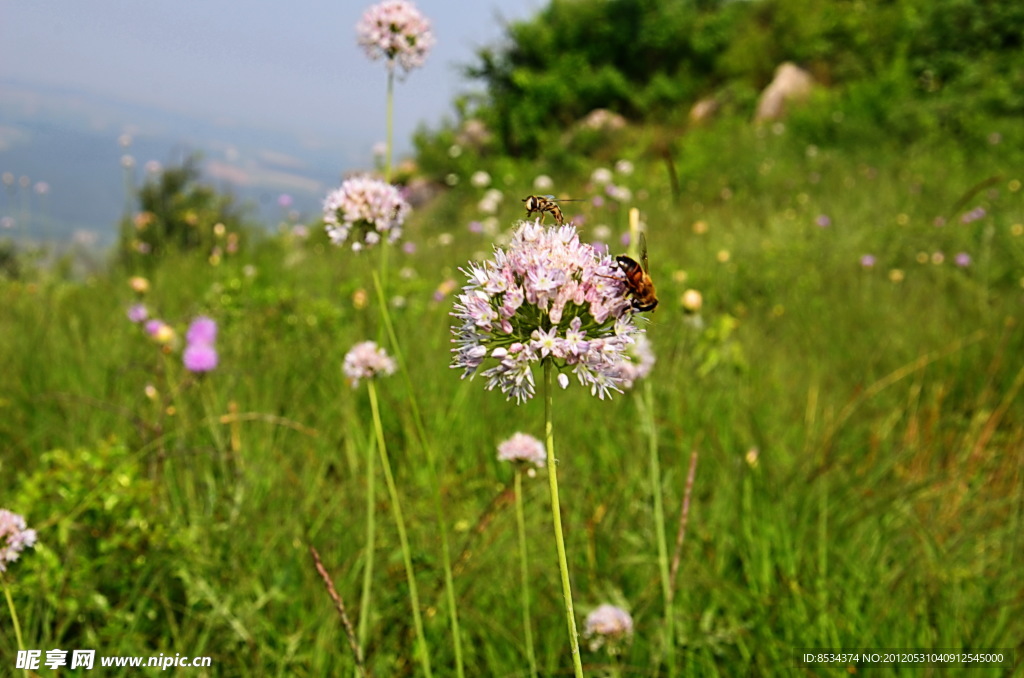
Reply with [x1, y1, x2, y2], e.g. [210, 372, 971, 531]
[3, 115, 1022, 676]
[4, 0, 1024, 675]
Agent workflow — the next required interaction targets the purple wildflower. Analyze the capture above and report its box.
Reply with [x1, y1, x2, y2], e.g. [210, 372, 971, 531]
[183, 342, 218, 373]
[343, 341, 397, 387]
[323, 176, 410, 251]
[0, 509, 37, 573]
[356, 0, 435, 75]
[451, 221, 646, 404]
[815, 214, 831, 228]
[183, 316, 218, 373]
[955, 252, 971, 267]
[127, 303, 149, 323]
[186, 316, 217, 346]
[497, 432, 546, 468]
[860, 254, 877, 268]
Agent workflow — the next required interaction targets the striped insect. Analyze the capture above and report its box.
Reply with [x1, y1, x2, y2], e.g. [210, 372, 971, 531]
[521, 195, 586, 226]
[609, 231, 658, 312]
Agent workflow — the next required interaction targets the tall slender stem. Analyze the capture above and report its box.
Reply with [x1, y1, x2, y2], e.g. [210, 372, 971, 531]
[639, 381, 675, 676]
[3, 574, 25, 652]
[357, 433, 377, 669]
[543, 360, 585, 678]
[367, 380, 432, 678]
[385, 70, 394, 184]
[515, 468, 539, 678]
[3, 574, 30, 678]
[372, 270, 465, 677]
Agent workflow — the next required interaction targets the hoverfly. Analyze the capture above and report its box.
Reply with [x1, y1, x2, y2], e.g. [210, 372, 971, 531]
[522, 195, 586, 226]
[612, 231, 658, 312]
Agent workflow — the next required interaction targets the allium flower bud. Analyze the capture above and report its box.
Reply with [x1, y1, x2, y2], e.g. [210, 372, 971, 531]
[451, 222, 647, 403]
[323, 176, 410, 251]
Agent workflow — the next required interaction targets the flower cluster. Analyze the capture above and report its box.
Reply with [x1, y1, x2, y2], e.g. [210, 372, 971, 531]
[451, 221, 645, 403]
[323, 176, 410, 251]
[0, 509, 37, 573]
[356, 0, 435, 75]
[497, 432, 546, 468]
[583, 604, 634, 652]
[183, 316, 218, 373]
[343, 341, 397, 387]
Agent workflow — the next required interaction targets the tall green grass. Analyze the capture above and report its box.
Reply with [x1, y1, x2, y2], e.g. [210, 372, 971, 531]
[1, 118, 1022, 676]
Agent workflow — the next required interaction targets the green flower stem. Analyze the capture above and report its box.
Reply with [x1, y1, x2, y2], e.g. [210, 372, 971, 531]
[3, 573, 26, 652]
[515, 468, 539, 678]
[3, 573, 30, 678]
[372, 269, 465, 678]
[638, 381, 675, 676]
[543, 360, 585, 678]
[385, 70, 394, 184]
[367, 380, 432, 678]
[357, 433, 377, 669]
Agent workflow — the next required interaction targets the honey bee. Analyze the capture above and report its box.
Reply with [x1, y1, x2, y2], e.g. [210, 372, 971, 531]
[613, 232, 658, 312]
[522, 195, 585, 226]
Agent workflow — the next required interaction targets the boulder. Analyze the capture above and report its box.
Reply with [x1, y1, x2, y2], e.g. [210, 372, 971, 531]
[754, 62, 815, 122]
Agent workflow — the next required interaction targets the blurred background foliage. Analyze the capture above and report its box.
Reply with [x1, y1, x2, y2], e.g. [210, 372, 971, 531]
[415, 0, 1024, 163]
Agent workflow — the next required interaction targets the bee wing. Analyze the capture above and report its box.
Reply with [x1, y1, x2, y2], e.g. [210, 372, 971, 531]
[639, 231, 650, 272]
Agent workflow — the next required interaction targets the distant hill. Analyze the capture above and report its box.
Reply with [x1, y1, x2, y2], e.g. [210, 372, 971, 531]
[0, 80, 367, 246]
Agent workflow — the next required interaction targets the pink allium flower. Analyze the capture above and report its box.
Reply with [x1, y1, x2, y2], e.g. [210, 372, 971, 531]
[356, 0, 435, 75]
[186, 316, 218, 346]
[343, 341, 397, 387]
[451, 221, 646, 404]
[497, 432, 546, 468]
[584, 604, 634, 652]
[0, 509, 37, 573]
[183, 342, 219, 373]
[323, 176, 410, 251]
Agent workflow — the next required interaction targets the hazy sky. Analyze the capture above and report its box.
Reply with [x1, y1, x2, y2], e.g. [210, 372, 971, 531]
[0, 0, 544, 160]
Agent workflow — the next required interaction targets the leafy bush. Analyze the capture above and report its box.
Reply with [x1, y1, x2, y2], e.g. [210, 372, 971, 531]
[421, 0, 1024, 161]
[117, 158, 253, 268]
[7, 442, 193, 650]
